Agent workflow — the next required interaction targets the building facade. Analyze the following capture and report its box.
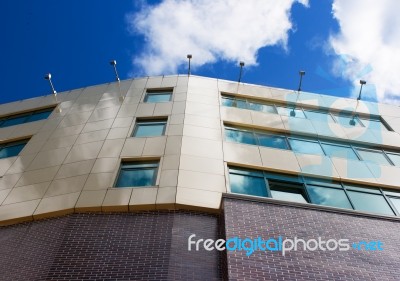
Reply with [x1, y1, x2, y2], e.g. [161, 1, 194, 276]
[0, 75, 400, 280]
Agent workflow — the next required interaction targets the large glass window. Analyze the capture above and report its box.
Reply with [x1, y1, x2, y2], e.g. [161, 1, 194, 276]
[224, 125, 400, 165]
[356, 149, 391, 165]
[276, 106, 306, 118]
[383, 190, 400, 215]
[0, 140, 28, 159]
[386, 153, 400, 166]
[256, 133, 289, 150]
[248, 102, 276, 114]
[225, 128, 256, 145]
[0, 108, 53, 128]
[268, 181, 308, 203]
[307, 184, 352, 209]
[304, 110, 335, 123]
[288, 138, 325, 155]
[115, 162, 159, 187]
[361, 118, 389, 131]
[229, 168, 267, 197]
[133, 119, 167, 137]
[321, 143, 359, 161]
[144, 90, 172, 103]
[346, 186, 394, 215]
[228, 166, 400, 217]
[333, 113, 363, 127]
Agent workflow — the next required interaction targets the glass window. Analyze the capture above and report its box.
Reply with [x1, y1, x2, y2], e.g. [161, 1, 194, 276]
[248, 102, 276, 114]
[133, 119, 167, 137]
[0, 108, 53, 128]
[361, 118, 389, 131]
[225, 128, 256, 145]
[383, 190, 400, 214]
[231, 98, 247, 109]
[304, 110, 335, 123]
[115, 162, 158, 187]
[229, 171, 267, 197]
[221, 96, 247, 109]
[333, 113, 363, 127]
[321, 143, 359, 161]
[356, 149, 391, 165]
[221, 96, 235, 107]
[1, 115, 27, 127]
[346, 190, 394, 215]
[277, 106, 306, 118]
[387, 153, 400, 166]
[26, 110, 53, 122]
[268, 181, 308, 203]
[288, 138, 325, 155]
[256, 133, 289, 150]
[307, 185, 352, 209]
[144, 90, 172, 102]
[0, 140, 28, 159]
[388, 197, 400, 214]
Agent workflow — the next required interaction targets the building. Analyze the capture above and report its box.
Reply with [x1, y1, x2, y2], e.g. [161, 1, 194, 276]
[0, 75, 400, 280]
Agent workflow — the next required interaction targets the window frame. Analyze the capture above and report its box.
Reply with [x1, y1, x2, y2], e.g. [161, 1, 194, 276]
[0, 139, 29, 159]
[228, 165, 400, 217]
[224, 124, 400, 167]
[114, 161, 159, 188]
[0, 107, 54, 128]
[144, 89, 173, 103]
[132, 118, 168, 137]
[220, 93, 392, 131]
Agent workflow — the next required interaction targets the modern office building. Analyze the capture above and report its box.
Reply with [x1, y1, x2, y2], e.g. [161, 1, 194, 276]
[0, 75, 400, 280]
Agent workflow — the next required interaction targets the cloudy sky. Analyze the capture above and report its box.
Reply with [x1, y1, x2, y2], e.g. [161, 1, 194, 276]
[1, 0, 399, 104]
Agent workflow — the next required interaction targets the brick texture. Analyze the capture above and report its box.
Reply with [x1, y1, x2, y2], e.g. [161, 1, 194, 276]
[223, 198, 400, 281]
[0, 211, 222, 281]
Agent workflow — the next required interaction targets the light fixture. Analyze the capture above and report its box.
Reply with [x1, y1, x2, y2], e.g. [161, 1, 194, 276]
[187, 54, 192, 77]
[238, 61, 245, 83]
[357, 80, 366, 100]
[109, 60, 120, 82]
[349, 80, 367, 126]
[44, 73, 62, 112]
[44, 73, 57, 96]
[297, 70, 305, 92]
[109, 60, 124, 102]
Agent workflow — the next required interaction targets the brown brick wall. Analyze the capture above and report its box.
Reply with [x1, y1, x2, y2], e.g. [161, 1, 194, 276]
[223, 197, 400, 281]
[0, 211, 222, 281]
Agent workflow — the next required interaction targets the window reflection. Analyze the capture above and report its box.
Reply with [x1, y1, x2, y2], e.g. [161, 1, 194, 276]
[256, 133, 289, 150]
[356, 149, 391, 165]
[225, 128, 256, 145]
[229, 173, 267, 197]
[288, 138, 325, 155]
[115, 162, 158, 187]
[307, 185, 352, 209]
[347, 191, 394, 215]
[321, 143, 359, 161]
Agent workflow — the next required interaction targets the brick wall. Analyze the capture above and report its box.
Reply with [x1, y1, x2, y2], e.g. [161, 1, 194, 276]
[223, 197, 400, 281]
[0, 211, 222, 281]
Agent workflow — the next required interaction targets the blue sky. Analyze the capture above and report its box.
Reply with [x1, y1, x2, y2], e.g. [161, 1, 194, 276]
[1, 0, 399, 104]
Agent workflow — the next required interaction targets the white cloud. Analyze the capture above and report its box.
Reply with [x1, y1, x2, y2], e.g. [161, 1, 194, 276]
[329, 0, 400, 103]
[127, 0, 308, 75]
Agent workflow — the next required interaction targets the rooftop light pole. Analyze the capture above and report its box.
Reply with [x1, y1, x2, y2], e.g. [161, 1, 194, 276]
[357, 80, 366, 100]
[350, 80, 367, 126]
[110, 60, 120, 82]
[238, 61, 245, 83]
[297, 70, 305, 92]
[109, 60, 124, 102]
[290, 70, 306, 117]
[187, 54, 192, 77]
[44, 73, 57, 97]
[44, 73, 62, 112]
